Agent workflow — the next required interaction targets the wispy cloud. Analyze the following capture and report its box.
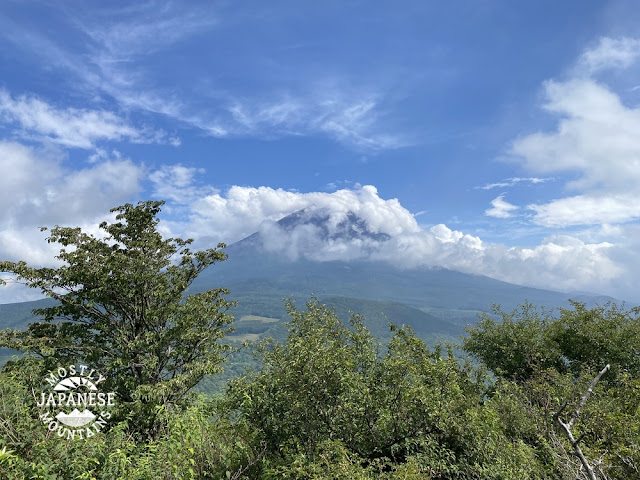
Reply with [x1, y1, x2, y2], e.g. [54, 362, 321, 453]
[477, 177, 552, 190]
[81, 4, 217, 61]
[199, 93, 409, 150]
[0, 90, 178, 148]
[577, 36, 640, 75]
[0, 3, 408, 151]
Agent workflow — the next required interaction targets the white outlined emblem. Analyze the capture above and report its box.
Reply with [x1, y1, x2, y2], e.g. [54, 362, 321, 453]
[37, 365, 116, 440]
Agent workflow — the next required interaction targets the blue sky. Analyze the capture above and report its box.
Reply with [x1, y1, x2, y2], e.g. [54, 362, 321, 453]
[1, 0, 640, 303]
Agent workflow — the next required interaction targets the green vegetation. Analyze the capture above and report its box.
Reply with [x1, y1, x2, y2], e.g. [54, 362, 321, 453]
[0, 201, 234, 438]
[463, 301, 640, 478]
[1, 201, 638, 479]
[3, 298, 638, 478]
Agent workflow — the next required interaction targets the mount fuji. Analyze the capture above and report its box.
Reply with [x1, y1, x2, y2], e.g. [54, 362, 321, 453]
[0, 207, 618, 367]
[188, 208, 616, 342]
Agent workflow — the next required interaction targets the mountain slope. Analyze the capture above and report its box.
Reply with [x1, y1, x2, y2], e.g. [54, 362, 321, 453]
[0, 209, 620, 342]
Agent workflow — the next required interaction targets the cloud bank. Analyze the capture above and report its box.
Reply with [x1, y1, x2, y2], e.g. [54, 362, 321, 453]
[0, 168, 634, 303]
[157, 184, 626, 299]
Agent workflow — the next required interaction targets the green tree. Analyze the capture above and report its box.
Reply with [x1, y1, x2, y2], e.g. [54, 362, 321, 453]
[462, 302, 563, 383]
[0, 201, 234, 437]
[227, 299, 550, 478]
[550, 301, 640, 378]
[464, 302, 640, 479]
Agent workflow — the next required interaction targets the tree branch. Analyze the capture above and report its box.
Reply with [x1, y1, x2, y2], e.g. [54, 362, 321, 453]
[553, 363, 610, 480]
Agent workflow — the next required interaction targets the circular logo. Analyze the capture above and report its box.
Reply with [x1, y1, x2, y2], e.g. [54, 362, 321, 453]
[37, 365, 116, 440]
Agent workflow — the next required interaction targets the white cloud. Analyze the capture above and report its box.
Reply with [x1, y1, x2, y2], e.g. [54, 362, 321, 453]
[485, 195, 519, 219]
[528, 193, 640, 227]
[485, 237, 620, 294]
[0, 90, 175, 148]
[369, 227, 620, 297]
[0, 142, 61, 215]
[577, 37, 640, 74]
[508, 36, 640, 227]
[511, 79, 640, 191]
[0, 142, 144, 263]
[478, 177, 552, 190]
[149, 164, 216, 205]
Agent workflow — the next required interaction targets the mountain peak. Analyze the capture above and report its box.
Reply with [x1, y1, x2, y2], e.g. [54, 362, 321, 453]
[232, 208, 391, 253]
[276, 208, 391, 242]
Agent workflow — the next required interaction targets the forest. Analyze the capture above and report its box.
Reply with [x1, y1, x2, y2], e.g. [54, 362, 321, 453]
[1, 202, 638, 480]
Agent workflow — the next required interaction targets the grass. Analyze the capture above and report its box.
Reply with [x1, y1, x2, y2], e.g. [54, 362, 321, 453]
[227, 333, 262, 342]
[238, 315, 279, 323]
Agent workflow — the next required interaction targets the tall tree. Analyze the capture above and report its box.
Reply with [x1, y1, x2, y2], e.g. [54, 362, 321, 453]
[0, 201, 234, 437]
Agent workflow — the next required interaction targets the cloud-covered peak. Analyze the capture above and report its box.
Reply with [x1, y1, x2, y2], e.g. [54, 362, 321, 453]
[162, 182, 624, 299]
[182, 185, 421, 249]
[271, 208, 392, 242]
[239, 207, 393, 262]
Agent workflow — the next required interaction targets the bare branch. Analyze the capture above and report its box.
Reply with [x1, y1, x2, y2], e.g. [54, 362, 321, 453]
[553, 364, 610, 480]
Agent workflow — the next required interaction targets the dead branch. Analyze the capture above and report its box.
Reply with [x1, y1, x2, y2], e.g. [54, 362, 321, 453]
[553, 364, 610, 480]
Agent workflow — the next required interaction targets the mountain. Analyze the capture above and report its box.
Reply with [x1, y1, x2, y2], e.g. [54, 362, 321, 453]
[237, 208, 391, 248]
[0, 208, 620, 371]
[193, 208, 615, 318]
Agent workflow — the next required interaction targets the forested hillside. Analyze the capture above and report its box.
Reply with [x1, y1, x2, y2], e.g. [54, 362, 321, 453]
[2, 298, 639, 479]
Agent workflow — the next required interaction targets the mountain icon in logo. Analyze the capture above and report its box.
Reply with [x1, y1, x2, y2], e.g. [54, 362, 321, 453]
[55, 409, 96, 427]
[54, 377, 98, 391]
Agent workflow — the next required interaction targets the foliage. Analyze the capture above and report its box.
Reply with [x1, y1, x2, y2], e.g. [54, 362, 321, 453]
[227, 299, 552, 478]
[0, 201, 234, 437]
[464, 301, 640, 479]
[464, 301, 640, 383]
[550, 301, 640, 378]
[462, 302, 564, 382]
[0, 354, 262, 479]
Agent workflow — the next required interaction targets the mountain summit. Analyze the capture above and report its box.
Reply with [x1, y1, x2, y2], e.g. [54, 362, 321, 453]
[232, 208, 391, 254]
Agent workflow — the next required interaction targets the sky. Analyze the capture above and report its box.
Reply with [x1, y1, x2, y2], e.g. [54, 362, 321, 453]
[1, 0, 640, 303]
